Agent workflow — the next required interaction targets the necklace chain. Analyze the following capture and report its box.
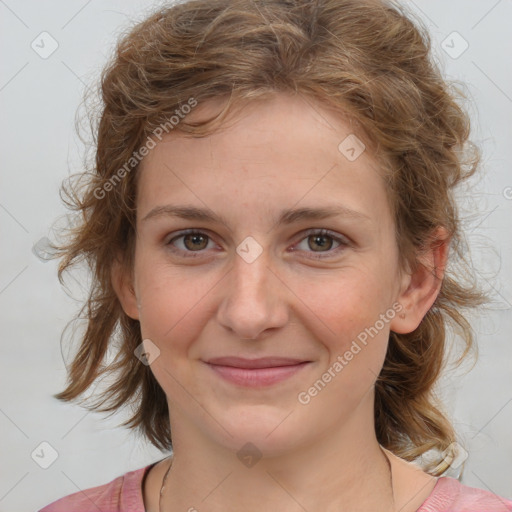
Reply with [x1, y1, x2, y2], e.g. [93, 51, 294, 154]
[158, 445, 395, 512]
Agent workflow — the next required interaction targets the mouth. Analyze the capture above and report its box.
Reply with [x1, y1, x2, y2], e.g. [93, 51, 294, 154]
[204, 357, 312, 387]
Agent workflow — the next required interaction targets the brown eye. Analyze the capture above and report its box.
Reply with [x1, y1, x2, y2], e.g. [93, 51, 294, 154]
[308, 233, 335, 252]
[294, 229, 348, 260]
[166, 230, 214, 257]
[166, 228, 348, 260]
[182, 233, 209, 251]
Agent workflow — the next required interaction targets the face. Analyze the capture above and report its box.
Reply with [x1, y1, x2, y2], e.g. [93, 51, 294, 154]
[119, 93, 411, 456]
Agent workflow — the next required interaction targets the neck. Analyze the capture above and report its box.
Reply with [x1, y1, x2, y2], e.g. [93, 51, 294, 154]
[160, 394, 396, 512]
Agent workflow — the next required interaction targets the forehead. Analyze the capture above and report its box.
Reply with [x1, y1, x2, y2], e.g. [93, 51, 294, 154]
[136, 93, 390, 226]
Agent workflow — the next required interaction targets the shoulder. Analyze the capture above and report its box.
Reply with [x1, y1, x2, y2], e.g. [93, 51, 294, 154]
[418, 476, 512, 512]
[38, 462, 156, 512]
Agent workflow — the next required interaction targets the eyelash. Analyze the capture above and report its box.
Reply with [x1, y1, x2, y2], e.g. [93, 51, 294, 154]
[165, 228, 349, 260]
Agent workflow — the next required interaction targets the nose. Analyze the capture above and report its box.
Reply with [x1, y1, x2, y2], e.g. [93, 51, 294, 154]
[216, 246, 289, 341]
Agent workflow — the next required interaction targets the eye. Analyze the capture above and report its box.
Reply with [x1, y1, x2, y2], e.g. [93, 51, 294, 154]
[292, 228, 349, 259]
[166, 228, 349, 260]
[166, 230, 216, 258]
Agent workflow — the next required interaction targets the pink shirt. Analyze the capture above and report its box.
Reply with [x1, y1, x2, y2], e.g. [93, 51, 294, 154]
[39, 460, 512, 512]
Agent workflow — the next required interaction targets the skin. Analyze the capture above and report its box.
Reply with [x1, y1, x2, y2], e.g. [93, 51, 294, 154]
[112, 92, 449, 512]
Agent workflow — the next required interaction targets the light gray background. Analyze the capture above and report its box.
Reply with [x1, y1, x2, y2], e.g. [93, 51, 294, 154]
[1, 1, 511, 510]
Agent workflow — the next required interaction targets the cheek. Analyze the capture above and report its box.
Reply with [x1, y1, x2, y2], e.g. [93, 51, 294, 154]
[296, 276, 393, 415]
[134, 258, 218, 353]
[134, 262, 214, 401]
[306, 267, 393, 335]
[300, 267, 394, 376]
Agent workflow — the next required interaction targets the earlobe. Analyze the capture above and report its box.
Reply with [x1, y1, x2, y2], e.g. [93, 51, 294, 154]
[111, 257, 140, 320]
[390, 227, 450, 334]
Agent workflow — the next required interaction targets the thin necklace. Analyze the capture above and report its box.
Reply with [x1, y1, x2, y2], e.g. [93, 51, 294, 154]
[159, 445, 395, 512]
[159, 455, 173, 512]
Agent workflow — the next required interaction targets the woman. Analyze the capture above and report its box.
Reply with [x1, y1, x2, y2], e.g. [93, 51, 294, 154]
[39, 0, 512, 510]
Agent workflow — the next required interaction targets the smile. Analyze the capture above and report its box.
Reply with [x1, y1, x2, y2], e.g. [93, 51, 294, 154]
[204, 358, 312, 387]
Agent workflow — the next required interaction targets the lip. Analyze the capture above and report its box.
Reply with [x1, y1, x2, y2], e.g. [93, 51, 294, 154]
[204, 357, 312, 387]
[206, 356, 309, 369]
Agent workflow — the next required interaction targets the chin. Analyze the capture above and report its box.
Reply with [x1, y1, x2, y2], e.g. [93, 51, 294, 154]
[210, 407, 300, 455]
[224, 433, 296, 460]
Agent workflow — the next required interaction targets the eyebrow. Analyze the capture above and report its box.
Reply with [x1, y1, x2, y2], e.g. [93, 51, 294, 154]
[141, 204, 371, 226]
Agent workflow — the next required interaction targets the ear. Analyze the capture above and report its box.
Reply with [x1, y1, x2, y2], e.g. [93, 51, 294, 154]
[390, 227, 450, 334]
[111, 254, 140, 321]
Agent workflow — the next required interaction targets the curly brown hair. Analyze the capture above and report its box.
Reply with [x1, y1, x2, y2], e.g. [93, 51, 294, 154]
[52, 0, 486, 477]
